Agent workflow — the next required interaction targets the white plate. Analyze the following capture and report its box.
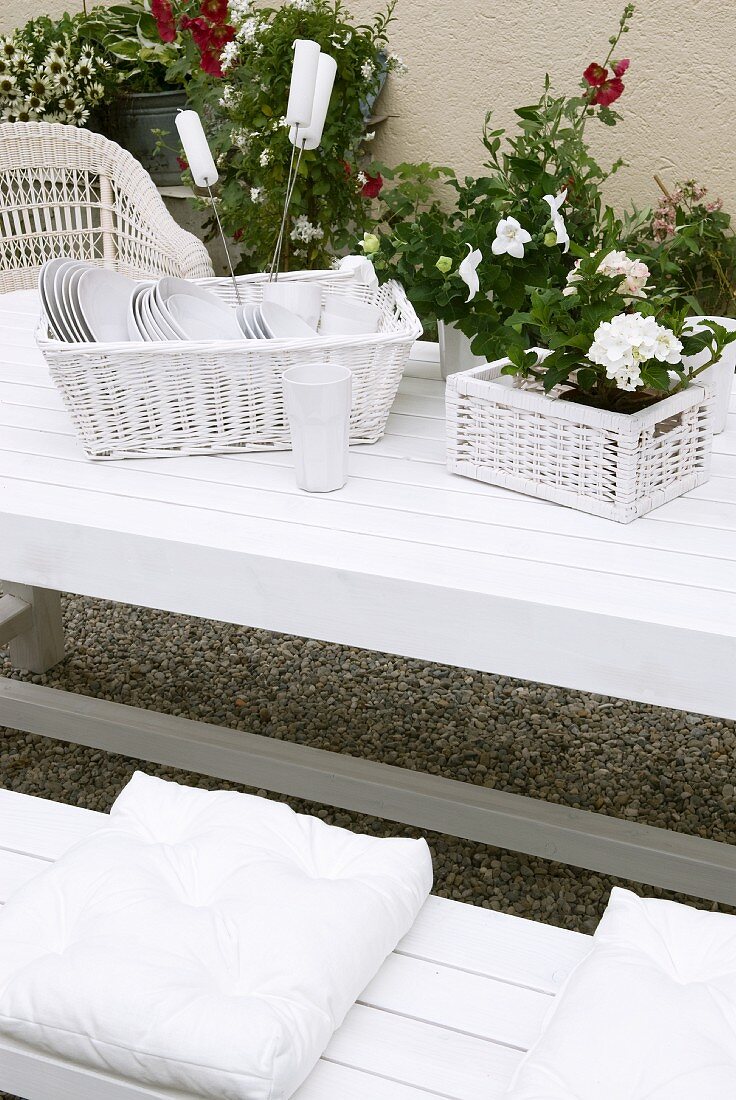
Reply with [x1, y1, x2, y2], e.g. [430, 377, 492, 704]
[259, 301, 317, 340]
[77, 268, 137, 342]
[62, 263, 95, 342]
[148, 287, 185, 341]
[39, 258, 76, 341]
[252, 306, 270, 339]
[235, 304, 259, 339]
[157, 277, 234, 316]
[167, 294, 243, 341]
[127, 282, 153, 342]
[140, 288, 169, 342]
[51, 261, 83, 343]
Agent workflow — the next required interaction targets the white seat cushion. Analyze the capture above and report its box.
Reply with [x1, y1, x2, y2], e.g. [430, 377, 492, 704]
[0, 772, 433, 1099]
[505, 886, 736, 1099]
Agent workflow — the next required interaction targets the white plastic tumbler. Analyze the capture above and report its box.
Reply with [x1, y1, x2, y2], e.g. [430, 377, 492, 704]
[283, 364, 352, 492]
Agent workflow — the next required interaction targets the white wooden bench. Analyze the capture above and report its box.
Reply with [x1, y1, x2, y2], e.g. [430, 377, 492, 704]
[1, 288, 736, 908]
[0, 787, 590, 1100]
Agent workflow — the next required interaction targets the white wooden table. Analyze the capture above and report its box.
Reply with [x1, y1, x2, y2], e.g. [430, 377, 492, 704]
[1, 290, 735, 903]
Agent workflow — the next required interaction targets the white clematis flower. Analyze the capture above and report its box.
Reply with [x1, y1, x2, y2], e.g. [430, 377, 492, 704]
[459, 244, 482, 302]
[543, 189, 569, 252]
[491, 217, 532, 260]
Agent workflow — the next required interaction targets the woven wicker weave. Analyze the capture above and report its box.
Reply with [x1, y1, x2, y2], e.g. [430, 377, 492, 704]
[0, 122, 213, 291]
[37, 270, 422, 460]
[446, 360, 713, 523]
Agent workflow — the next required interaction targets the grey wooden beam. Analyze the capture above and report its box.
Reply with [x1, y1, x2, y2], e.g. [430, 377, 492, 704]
[1, 677, 735, 905]
[1, 585, 65, 674]
[0, 595, 33, 648]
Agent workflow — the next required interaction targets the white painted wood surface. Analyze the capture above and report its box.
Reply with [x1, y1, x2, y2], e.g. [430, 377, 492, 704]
[0, 789, 591, 1100]
[0, 291, 734, 717]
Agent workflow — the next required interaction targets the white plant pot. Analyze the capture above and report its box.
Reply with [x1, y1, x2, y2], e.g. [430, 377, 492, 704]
[437, 320, 485, 379]
[683, 315, 736, 434]
[446, 357, 714, 523]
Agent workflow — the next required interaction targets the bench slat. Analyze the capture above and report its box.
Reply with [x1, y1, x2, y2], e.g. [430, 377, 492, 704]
[326, 1003, 521, 1099]
[360, 952, 549, 1050]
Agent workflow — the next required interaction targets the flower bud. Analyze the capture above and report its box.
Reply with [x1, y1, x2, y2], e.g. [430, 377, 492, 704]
[361, 232, 380, 255]
[543, 231, 558, 247]
[435, 255, 452, 274]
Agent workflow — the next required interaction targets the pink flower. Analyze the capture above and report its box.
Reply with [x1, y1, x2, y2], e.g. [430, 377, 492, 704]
[613, 58, 630, 77]
[583, 62, 608, 87]
[592, 76, 625, 107]
[361, 172, 383, 199]
[151, 0, 176, 43]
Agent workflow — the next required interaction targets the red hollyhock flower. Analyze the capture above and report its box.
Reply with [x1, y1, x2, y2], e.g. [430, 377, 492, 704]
[361, 171, 383, 199]
[152, 0, 176, 42]
[233, 228, 244, 242]
[176, 156, 188, 171]
[592, 76, 624, 107]
[200, 0, 229, 25]
[613, 57, 630, 77]
[583, 62, 608, 87]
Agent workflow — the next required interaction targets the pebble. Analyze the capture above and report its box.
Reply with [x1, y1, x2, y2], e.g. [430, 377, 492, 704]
[0, 593, 734, 942]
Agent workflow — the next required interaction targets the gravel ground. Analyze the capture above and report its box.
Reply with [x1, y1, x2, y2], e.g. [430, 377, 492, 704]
[2, 592, 735, 940]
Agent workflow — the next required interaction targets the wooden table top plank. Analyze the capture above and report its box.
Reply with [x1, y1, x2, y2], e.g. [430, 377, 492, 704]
[2, 293, 736, 715]
[3, 474, 735, 636]
[2, 449, 736, 596]
[4, 432, 736, 562]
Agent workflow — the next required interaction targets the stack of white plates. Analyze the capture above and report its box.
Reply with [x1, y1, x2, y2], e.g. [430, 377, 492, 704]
[38, 260, 376, 344]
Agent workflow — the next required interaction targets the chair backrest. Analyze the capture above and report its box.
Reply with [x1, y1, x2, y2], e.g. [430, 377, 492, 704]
[0, 122, 213, 292]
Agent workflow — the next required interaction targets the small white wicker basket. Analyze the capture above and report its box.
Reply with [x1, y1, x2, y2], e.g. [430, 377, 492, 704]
[446, 359, 714, 523]
[37, 269, 421, 460]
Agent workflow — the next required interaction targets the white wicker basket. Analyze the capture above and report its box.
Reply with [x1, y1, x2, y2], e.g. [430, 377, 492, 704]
[37, 270, 421, 460]
[446, 359, 714, 523]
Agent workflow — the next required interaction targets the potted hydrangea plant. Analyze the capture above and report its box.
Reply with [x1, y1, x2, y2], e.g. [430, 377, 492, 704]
[446, 247, 736, 522]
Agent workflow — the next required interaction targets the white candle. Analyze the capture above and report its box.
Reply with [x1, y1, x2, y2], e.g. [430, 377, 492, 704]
[174, 110, 218, 188]
[285, 39, 320, 127]
[289, 53, 337, 151]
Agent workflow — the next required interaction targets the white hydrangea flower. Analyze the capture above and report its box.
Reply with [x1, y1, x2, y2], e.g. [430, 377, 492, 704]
[587, 312, 682, 392]
[250, 186, 264, 204]
[259, 148, 271, 167]
[290, 215, 324, 243]
[567, 250, 651, 298]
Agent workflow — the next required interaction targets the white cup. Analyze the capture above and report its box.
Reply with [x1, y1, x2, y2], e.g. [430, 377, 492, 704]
[283, 364, 352, 492]
[684, 316, 736, 434]
[262, 281, 321, 330]
[320, 293, 381, 336]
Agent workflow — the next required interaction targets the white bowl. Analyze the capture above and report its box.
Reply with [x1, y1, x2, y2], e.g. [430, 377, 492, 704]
[77, 267, 137, 342]
[262, 281, 322, 330]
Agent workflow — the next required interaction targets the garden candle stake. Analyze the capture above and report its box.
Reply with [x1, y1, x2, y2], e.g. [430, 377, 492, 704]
[270, 40, 333, 279]
[175, 110, 240, 303]
[285, 39, 321, 127]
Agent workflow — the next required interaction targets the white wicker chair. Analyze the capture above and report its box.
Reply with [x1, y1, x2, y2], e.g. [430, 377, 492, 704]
[0, 122, 214, 292]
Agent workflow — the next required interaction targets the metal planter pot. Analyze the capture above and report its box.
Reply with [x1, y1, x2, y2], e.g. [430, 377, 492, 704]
[437, 320, 486, 380]
[101, 90, 187, 186]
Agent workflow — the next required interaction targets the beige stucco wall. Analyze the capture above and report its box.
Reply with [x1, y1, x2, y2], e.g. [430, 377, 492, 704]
[355, 0, 736, 217]
[3, 0, 734, 216]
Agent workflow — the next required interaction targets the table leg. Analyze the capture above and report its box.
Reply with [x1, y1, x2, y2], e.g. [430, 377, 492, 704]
[1, 584, 65, 674]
